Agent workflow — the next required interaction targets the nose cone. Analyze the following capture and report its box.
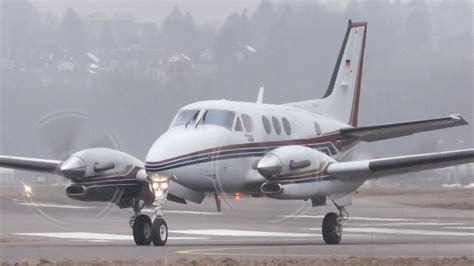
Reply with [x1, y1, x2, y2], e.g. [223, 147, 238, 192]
[60, 156, 86, 179]
[145, 127, 229, 172]
[257, 154, 282, 178]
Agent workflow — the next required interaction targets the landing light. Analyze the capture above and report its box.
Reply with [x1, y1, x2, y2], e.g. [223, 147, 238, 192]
[24, 184, 32, 194]
[149, 174, 170, 201]
[233, 192, 241, 200]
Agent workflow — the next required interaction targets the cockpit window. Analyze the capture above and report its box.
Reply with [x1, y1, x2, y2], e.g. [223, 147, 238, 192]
[171, 109, 200, 127]
[197, 110, 235, 130]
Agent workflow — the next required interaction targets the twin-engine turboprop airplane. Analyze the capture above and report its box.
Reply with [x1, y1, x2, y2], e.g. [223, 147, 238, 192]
[1, 20, 473, 246]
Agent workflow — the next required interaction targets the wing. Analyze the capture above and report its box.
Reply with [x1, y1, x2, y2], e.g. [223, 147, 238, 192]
[0, 155, 62, 174]
[339, 114, 467, 142]
[328, 149, 474, 181]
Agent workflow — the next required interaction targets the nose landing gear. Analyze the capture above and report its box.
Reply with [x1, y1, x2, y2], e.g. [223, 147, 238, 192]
[131, 175, 170, 246]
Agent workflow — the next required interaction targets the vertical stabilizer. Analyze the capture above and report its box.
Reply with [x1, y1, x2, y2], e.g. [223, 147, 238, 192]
[257, 87, 265, 104]
[286, 20, 367, 127]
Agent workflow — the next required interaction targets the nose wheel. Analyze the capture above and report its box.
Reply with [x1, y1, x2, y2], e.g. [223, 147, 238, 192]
[151, 216, 168, 246]
[133, 214, 152, 245]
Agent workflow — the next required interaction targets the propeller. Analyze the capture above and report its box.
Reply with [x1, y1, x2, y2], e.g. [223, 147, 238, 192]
[35, 110, 122, 161]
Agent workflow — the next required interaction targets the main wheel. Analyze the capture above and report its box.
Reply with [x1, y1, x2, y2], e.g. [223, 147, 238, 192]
[151, 217, 168, 246]
[133, 214, 152, 245]
[322, 212, 342, 244]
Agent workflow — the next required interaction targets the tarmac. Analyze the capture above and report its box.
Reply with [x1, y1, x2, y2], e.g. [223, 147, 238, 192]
[1, 187, 473, 263]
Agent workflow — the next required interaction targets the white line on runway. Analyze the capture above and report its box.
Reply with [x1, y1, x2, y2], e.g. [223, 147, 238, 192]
[344, 227, 474, 236]
[350, 222, 465, 227]
[14, 232, 207, 241]
[444, 227, 474, 230]
[16, 202, 95, 209]
[303, 227, 474, 236]
[170, 229, 319, 237]
[280, 215, 430, 222]
[143, 209, 222, 215]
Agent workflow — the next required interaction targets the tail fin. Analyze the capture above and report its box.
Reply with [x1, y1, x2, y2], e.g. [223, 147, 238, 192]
[286, 20, 367, 127]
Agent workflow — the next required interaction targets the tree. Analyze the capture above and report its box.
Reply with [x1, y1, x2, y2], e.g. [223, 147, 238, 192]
[0, 0, 41, 53]
[98, 22, 116, 50]
[214, 10, 249, 69]
[161, 7, 198, 56]
[58, 8, 85, 54]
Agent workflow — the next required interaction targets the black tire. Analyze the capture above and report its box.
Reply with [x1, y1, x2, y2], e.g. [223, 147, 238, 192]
[322, 212, 342, 244]
[133, 214, 152, 246]
[151, 217, 168, 246]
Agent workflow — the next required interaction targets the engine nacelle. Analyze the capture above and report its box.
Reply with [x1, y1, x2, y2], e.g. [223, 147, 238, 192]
[257, 146, 364, 200]
[61, 148, 147, 202]
[60, 148, 144, 182]
[257, 145, 335, 181]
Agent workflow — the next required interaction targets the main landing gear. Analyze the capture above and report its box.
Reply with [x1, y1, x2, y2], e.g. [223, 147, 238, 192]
[130, 175, 170, 246]
[322, 201, 349, 244]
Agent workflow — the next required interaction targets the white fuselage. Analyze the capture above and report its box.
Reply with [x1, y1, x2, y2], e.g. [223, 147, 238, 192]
[145, 100, 361, 196]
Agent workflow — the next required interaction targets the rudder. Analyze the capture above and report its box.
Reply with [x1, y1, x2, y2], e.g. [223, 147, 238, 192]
[286, 20, 367, 127]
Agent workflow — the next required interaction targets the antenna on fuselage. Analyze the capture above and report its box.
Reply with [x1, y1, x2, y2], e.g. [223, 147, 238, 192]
[256, 87, 264, 104]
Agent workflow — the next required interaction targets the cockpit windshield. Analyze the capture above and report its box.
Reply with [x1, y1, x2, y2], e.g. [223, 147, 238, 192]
[170, 109, 200, 127]
[197, 110, 235, 130]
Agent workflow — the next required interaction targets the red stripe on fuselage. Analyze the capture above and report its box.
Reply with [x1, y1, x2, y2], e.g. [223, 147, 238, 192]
[146, 133, 357, 166]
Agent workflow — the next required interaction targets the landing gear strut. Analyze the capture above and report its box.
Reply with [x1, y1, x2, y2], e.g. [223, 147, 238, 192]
[150, 185, 168, 246]
[322, 200, 349, 244]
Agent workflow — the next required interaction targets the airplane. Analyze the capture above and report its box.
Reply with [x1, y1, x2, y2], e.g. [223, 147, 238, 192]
[1, 20, 473, 246]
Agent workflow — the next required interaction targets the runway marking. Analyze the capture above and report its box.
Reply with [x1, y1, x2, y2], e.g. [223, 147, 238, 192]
[350, 222, 466, 227]
[176, 246, 344, 257]
[444, 227, 474, 230]
[170, 229, 318, 237]
[17, 202, 95, 209]
[303, 227, 474, 236]
[177, 246, 474, 259]
[15, 232, 131, 240]
[83, 239, 114, 243]
[143, 209, 222, 215]
[14, 232, 207, 241]
[344, 227, 474, 236]
[280, 215, 428, 222]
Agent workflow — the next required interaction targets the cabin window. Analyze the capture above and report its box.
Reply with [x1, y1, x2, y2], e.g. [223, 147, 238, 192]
[272, 116, 281, 135]
[262, 116, 272, 134]
[282, 117, 292, 135]
[234, 117, 243, 131]
[198, 110, 235, 130]
[171, 109, 200, 127]
[241, 114, 254, 132]
[314, 122, 321, 135]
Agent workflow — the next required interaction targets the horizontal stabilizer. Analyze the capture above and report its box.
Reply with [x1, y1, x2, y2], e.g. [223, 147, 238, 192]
[328, 149, 474, 181]
[0, 155, 62, 174]
[340, 114, 467, 142]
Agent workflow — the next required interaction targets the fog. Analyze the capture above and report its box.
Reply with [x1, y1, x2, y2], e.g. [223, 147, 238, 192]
[0, 0, 472, 185]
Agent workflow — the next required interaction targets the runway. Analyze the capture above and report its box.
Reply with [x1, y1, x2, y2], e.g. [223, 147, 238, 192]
[1, 188, 473, 263]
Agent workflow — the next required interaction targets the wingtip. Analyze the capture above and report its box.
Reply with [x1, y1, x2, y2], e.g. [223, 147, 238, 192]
[348, 19, 368, 28]
[450, 114, 469, 125]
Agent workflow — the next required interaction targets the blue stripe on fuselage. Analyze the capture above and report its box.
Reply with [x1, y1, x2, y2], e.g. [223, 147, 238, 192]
[145, 143, 337, 172]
